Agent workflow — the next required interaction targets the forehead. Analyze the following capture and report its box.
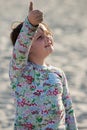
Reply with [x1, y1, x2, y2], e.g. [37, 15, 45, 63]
[39, 24, 47, 32]
[37, 23, 52, 35]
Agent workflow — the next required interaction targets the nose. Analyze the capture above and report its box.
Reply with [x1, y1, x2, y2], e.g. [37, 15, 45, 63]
[45, 35, 53, 44]
[46, 35, 51, 42]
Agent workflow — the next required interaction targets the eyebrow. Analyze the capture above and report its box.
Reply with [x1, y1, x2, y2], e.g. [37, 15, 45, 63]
[39, 27, 44, 31]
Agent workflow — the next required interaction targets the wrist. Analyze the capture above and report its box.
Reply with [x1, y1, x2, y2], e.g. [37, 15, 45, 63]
[29, 21, 38, 27]
[28, 17, 39, 27]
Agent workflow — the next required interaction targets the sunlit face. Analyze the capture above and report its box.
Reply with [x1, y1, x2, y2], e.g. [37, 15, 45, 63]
[29, 23, 54, 59]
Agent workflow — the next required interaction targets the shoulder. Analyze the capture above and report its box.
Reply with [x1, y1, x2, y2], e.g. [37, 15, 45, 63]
[49, 65, 64, 79]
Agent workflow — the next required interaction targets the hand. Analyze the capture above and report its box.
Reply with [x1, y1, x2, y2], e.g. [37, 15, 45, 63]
[28, 2, 43, 26]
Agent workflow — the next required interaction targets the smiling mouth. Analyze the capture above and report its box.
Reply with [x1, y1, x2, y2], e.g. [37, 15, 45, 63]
[45, 45, 50, 48]
[45, 43, 53, 48]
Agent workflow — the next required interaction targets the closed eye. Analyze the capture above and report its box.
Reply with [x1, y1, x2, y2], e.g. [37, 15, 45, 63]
[37, 35, 43, 40]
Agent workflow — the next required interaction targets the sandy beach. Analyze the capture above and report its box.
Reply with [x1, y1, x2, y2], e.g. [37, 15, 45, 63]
[0, 0, 87, 129]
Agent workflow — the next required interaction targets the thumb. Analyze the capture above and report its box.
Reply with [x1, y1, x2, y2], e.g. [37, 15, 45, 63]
[29, 1, 33, 12]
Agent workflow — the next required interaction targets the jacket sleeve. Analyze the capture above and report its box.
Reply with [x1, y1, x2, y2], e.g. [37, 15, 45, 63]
[9, 17, 37, 90]
[62, 71, 78, 130]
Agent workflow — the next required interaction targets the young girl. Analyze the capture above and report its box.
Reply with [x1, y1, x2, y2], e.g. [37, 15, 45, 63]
[9, 2, 78, 130]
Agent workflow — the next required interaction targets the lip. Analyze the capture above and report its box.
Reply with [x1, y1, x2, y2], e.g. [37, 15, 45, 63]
[45, 44, 53, 48]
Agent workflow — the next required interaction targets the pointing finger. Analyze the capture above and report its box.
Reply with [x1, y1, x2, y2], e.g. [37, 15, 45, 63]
[29, 1, 33, 12]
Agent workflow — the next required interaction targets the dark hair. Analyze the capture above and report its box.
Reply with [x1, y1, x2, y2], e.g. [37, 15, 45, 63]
[10, 22, 53, 46]
[10, 22, 23, 46]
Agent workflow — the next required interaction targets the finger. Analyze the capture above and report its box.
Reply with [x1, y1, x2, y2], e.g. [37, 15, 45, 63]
[29, 1, 33, 12]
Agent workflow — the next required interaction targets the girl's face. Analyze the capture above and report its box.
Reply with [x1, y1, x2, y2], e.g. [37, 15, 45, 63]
[29, 24, 54, 59]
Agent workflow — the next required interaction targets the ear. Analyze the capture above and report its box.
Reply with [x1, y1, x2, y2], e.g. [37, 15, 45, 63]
[29, 1, 33, 12]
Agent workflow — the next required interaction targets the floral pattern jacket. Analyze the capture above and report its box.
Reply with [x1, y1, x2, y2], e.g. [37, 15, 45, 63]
[9, 17, 78, 130]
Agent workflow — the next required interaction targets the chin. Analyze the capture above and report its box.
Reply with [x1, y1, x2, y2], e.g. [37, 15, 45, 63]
[50, 46, 54, 52]
[47, 47, 54, 55]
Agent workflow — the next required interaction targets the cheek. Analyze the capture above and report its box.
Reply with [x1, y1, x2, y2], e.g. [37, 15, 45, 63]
[34, 40, 44, 48]
[30, 43, 43, 53]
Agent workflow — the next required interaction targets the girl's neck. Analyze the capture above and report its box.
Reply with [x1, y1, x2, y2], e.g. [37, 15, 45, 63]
[28, 55, 46, 66]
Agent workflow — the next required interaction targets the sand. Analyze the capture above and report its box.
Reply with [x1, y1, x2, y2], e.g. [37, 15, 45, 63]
[0, 0, 87, 129]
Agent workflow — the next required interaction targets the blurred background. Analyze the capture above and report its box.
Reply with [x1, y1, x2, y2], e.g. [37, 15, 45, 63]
[0, 0, 87, 129]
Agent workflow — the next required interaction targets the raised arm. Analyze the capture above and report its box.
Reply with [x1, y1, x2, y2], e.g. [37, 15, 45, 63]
[9, 2, 43, 85]
[62, 71, 78, 130]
